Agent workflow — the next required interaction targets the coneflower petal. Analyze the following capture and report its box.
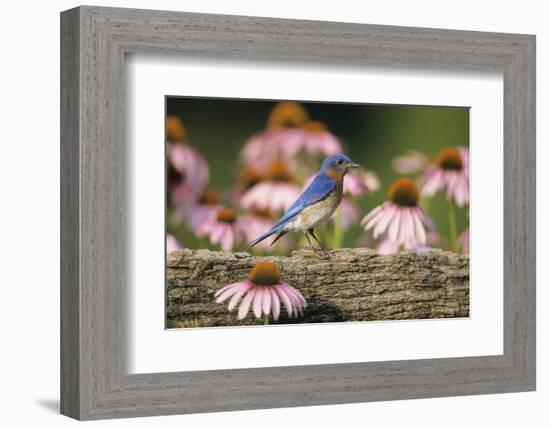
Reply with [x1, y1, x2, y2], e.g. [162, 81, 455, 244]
[388, 209, 402, 242]
[445, 171, 458, 200]
[227, 283, 252, 311]
[282, 285, 304, 315]
[401, 208, 415, 243]
[221, 226, 235, 251]
[252, 288, 263, 319]
[412, 208, 427, 245]
[377, 238, 400, 255]
[215, 282, 238, 298]
[275, 285, 294, 318]
[418, 207, 435, 230]
[361, 204, 384, 227]
[421, 169, 443, 196]
[209, 223, 225, 245]
[454, 179, 465, 206]
[215, 283, 244, 302]
[455, 177, 469, 207]
[461, 179, 470, 205]
[364, 207, 387, 230]
[283, 284, 307, 308]
[270, 288, 281, 320]
[238, 288, 256, 319]
[373, 204, 396, 238]
[262, 288, 271, 315]
[280, 284, 299, 304]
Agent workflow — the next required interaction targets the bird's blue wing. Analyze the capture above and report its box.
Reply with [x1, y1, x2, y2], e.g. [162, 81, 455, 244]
[277, 172, 336, 225]
[249, 172, 335, 246]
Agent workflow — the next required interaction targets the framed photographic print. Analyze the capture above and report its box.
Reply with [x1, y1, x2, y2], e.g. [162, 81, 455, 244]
[61, 6, 536, 420]
[165, 97, 471, 330]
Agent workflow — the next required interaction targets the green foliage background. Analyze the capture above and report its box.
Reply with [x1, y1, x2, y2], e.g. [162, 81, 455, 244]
[167, 97, 469, 251]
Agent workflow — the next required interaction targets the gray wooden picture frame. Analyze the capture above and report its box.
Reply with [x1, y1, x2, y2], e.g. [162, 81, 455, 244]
[60, 5, 536, 420]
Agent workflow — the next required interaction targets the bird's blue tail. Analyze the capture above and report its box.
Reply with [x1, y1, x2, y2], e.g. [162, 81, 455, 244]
[250, 222, 285, 247]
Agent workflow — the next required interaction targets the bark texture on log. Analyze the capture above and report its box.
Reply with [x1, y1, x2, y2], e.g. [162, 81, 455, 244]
[167, 248, 469, 328]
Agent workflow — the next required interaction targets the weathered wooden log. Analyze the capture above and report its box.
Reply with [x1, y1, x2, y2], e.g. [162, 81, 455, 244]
[167, 248, 469, 328]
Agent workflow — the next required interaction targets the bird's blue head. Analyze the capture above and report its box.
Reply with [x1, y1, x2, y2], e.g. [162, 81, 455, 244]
[321, 154, 360, 176]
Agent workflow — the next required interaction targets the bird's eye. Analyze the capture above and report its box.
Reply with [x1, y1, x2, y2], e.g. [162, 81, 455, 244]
[337, 159, 344, 165]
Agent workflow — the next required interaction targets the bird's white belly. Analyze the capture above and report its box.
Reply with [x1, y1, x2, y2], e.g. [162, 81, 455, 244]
[286, 190, 341, 232]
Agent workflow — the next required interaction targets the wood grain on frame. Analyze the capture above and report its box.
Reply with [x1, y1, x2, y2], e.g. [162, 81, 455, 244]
[60, 6, 536, 420]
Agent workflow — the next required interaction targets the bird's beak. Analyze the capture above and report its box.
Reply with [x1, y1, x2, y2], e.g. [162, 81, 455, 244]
[348, 162, 360, 169]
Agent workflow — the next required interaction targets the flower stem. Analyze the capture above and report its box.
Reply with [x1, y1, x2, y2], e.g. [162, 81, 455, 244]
[332, 207, 343, 248]
[448, 202, 458, 252]
[420, 196, 431, 213]
[263, 314, 269, 326]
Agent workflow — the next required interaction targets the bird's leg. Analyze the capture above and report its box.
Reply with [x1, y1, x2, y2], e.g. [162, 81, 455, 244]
[304, 232, 316, 251]
[308, 229, 324, 248]
[308, 229, 330, 258]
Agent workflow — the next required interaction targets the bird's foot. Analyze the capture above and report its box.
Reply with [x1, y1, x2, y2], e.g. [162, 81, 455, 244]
[312, 245, 331, 259]
[305, 230, 331, 259]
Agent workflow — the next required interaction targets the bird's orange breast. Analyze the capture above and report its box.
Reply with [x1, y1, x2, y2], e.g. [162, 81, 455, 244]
[326, 168, 345, 182]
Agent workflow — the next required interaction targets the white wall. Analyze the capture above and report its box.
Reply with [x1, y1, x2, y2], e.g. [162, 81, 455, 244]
[0, 0, 546, 425]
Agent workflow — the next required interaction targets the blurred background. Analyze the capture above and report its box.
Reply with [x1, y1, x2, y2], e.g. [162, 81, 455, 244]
[166, 97, 469, 253]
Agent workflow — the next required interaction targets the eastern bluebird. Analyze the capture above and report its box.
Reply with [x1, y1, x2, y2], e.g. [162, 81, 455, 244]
[250, 154, 359, 253]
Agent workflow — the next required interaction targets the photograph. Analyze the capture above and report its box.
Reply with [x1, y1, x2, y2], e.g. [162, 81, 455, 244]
[52, 3, 537, 421]
[165, 97, 470, 328]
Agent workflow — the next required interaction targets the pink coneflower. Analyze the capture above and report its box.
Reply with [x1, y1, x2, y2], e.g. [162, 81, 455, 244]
[339, 198, 360, 230]
[361, 178, 435, 248]
[302, 169, 379, 231]
[241, 102, 309, 165]
[418, 147, 469, 207]
[241, 128, 302, 167]
[296, 121, 343, 156]
[229, 166, 266, 205]
[392, 150, 430, 174]
[166, 116, 209, 205]
[375, 235, 433, 255]
[459, 227, 469, 253]
[167, 143, 209, 204]
[358, 229, 441, 253]
[272, 121, 343, 160]
[172, 188, 221, 227]
[215, 261, 306, 322]
[266, 101, 309, 129]
[239, 166, 265, 191]
[240, 104, 343, 168]
[240, 160, 301, 213]
[238, 209, 277, 251]
[166, 234, 183, 254]
[196, 207, 247, 251]
[343, 169, 381, 196]
[166, 116, 186, 143]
